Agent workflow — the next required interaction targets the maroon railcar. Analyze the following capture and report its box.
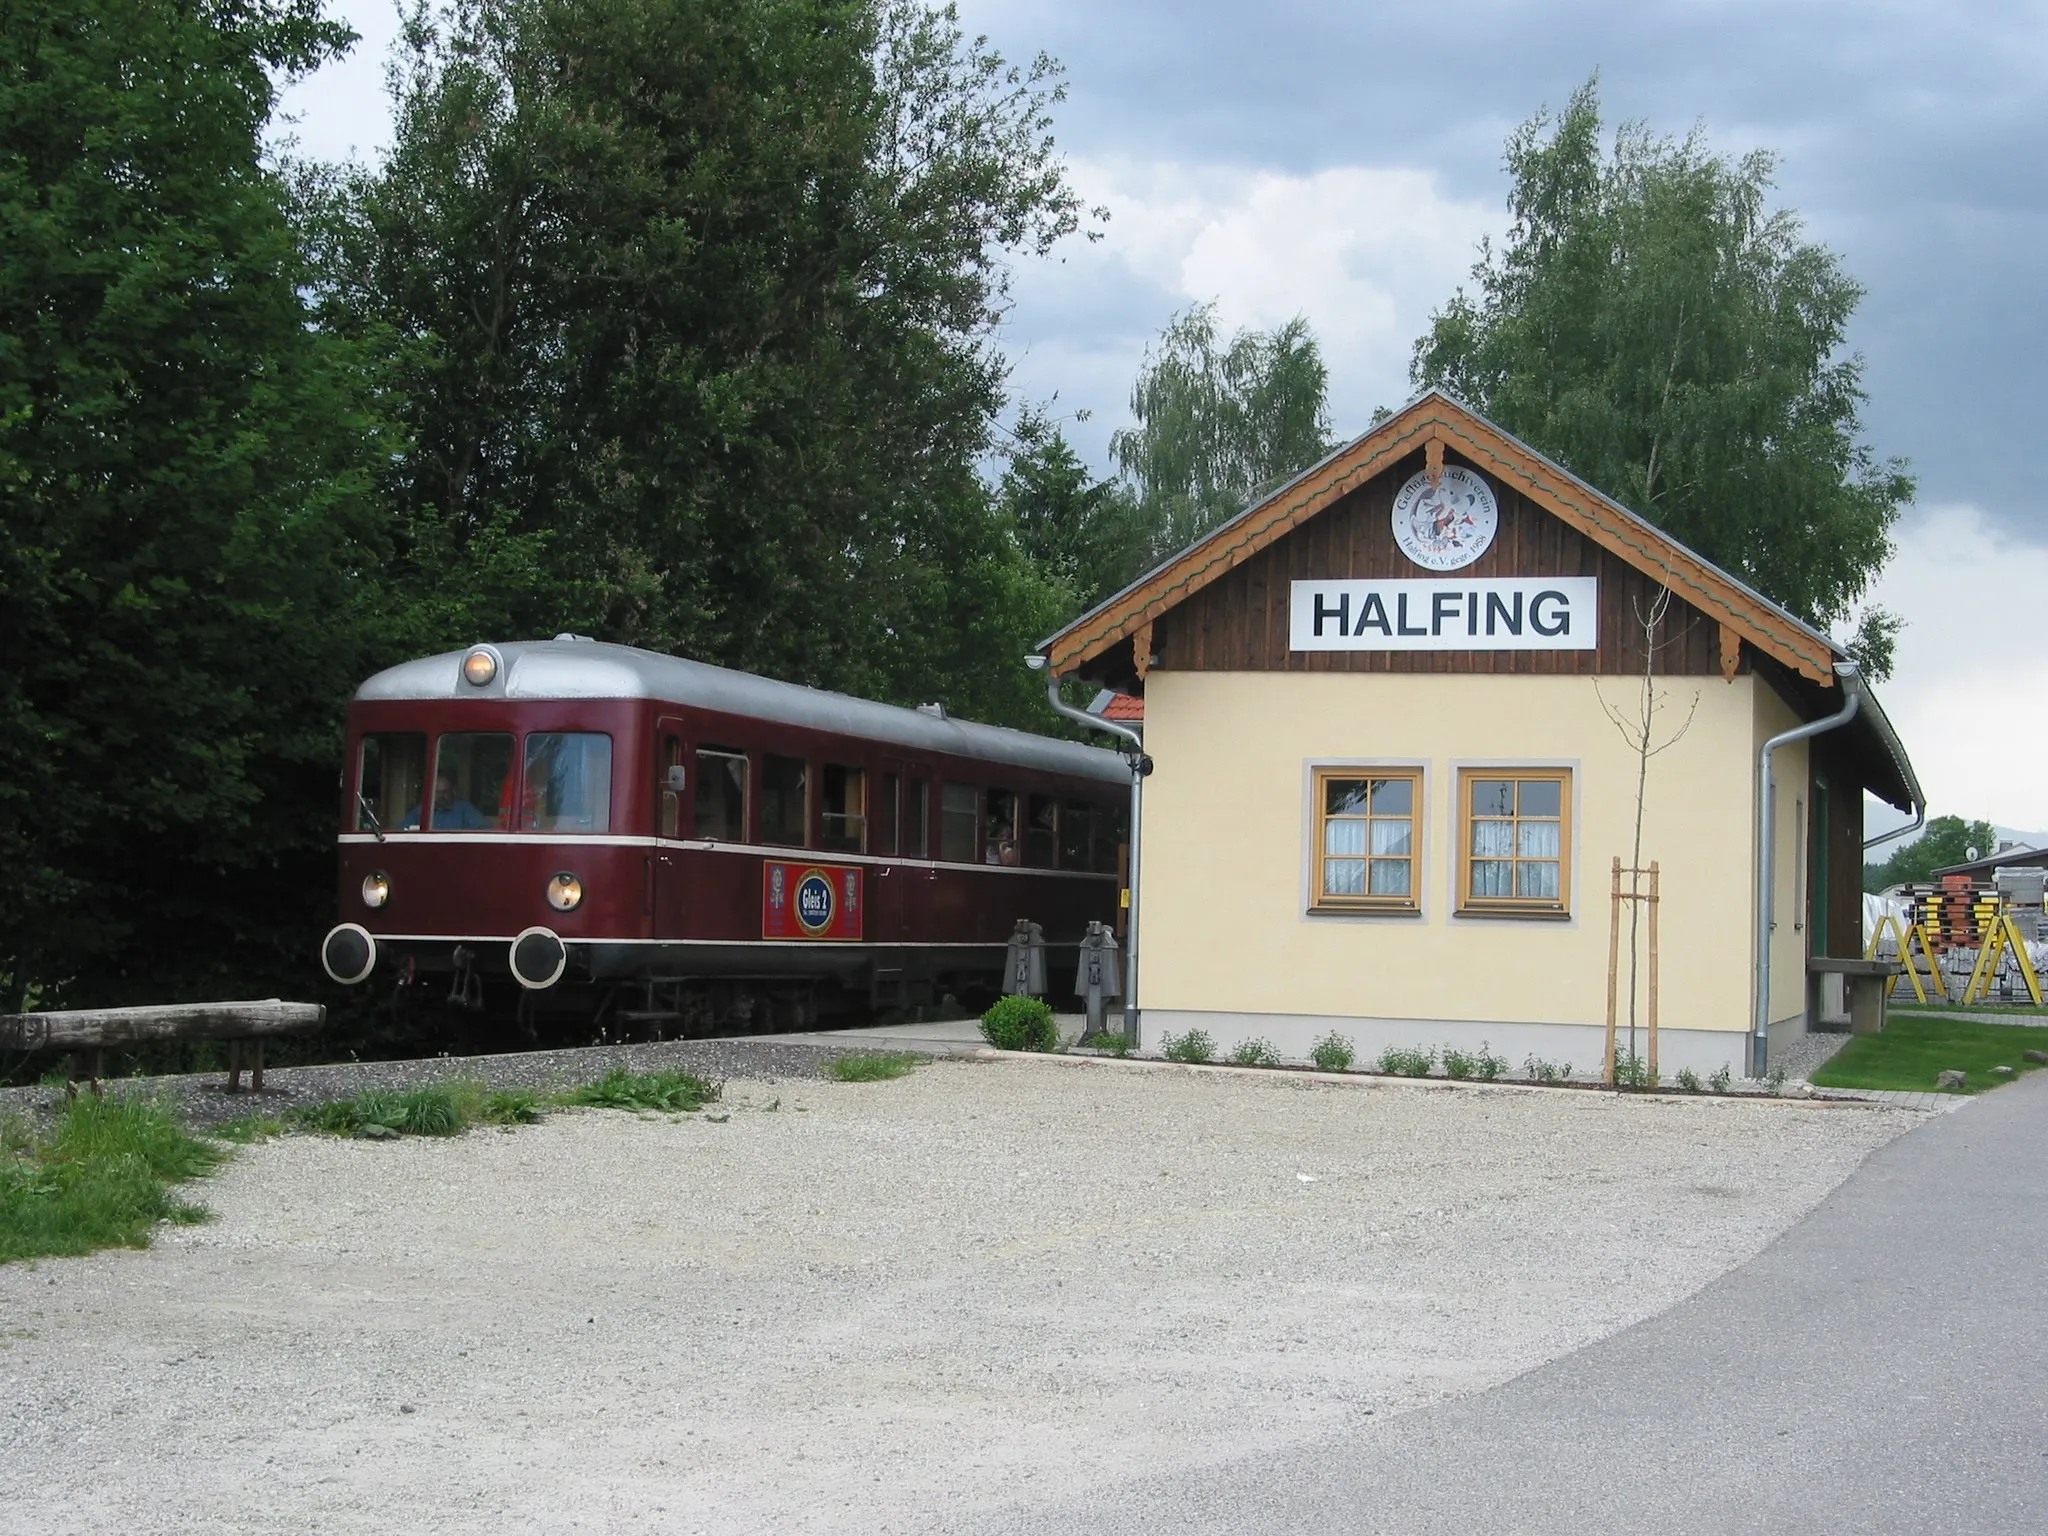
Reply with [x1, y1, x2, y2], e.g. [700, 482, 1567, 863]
[319, 638, 1130, 1029]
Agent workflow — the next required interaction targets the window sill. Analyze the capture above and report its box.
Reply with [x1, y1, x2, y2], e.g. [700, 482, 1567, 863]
[1308, 904, 1424, 919]
[1454, 905, 1572, 922]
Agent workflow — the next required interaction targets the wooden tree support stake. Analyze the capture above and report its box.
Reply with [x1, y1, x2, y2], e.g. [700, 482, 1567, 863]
[1604, 858, 1663, 1085]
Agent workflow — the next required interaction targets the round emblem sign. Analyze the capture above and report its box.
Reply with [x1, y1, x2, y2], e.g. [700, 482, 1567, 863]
[793, 870, 836, 935]
[1391, 467, 1498, 571]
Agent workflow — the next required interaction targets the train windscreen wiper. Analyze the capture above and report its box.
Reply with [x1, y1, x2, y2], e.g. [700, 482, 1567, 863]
[356, 791, 385, 843]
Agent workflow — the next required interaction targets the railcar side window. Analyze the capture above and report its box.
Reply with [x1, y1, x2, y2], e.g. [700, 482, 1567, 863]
[1023, 794, 1058, 869]
[821, 764, 866, 853]
[357, 733, 425, 833]
[425, 734, 514, 831]
[761, 754, 809, 847]
[906, 779, 931, 858]
[523, 733, 613, 833]
[694, 745, 747, 840]
[1059, 800, 1095, 871]
[657, 735, 683, 838]
[874, 772, 900, 856]
[939, 783, 977, 863]
[984, 790, 1020, 866]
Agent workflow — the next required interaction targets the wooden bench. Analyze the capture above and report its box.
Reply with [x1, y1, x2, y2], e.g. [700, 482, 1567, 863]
[0, 1000, 326, 1095]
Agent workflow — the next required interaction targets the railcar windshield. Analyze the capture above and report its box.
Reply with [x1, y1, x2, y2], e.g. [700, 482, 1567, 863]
[357, 733, 425, 832]
[422, 733, 514, 831]
[524, 732, 613, 833]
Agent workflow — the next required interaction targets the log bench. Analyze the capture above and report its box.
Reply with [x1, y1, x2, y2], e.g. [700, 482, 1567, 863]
[0, 999, 326, 1095]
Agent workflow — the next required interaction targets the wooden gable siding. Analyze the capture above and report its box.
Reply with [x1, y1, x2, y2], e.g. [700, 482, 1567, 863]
[1151, 450, 1729, 678]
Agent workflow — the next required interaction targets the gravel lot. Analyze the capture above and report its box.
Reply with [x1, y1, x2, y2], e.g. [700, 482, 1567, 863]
[1, 1055, 1920, 1535]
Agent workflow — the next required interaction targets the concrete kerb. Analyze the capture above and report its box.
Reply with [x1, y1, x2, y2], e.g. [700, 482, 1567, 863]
[967, 1046, 1947, 1111]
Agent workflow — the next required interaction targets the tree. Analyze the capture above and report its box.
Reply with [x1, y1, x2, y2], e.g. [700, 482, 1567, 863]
[306, 0, 1089, 722]
[1111, 304, 1333, 563]
[1412, 78, 1913, 675]
[998, 411, 1153, 612]
[0, 0, 390, 1008]
[1864, 816, 2000, 892]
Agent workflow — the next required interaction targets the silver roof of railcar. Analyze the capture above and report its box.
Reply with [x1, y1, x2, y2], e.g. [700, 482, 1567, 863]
[356, 639, 1130, 785]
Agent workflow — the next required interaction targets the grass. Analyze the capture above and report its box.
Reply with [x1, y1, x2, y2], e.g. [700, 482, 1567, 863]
[828, 1052, 923, 1082]
[2, 1096, 224, 1264]
[558, 1068, 717, 1113]
[0, 1065, 724, 1265]
[1891, 1001, 2048, 1018]
[290, 1070, 713, 1139]
[1810, 1014, 2048, 1095]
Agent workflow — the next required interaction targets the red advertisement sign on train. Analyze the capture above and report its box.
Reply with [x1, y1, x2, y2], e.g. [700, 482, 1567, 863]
[761, 862, 864, 941]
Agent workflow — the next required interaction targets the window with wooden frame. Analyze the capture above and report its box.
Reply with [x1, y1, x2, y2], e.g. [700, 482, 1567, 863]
[1459, 770, 1571, 914]
[1311, 770, 1420, 911]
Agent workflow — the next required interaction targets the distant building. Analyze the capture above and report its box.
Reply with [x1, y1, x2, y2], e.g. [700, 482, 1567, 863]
[1933, 842, 2048, 881]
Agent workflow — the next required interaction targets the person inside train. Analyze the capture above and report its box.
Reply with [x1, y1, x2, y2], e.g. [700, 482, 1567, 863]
[401, 771, 491, 830]
[985, 823, 1019, 865]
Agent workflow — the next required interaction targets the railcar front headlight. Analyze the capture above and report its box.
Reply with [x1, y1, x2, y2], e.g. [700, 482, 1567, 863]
[546, 872, 584, 912]
[462, 645, 500, 687]
[361, 871, 391, 909]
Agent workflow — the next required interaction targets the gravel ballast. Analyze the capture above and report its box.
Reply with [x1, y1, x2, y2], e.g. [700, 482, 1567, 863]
[0, 1055, 1920, 1534]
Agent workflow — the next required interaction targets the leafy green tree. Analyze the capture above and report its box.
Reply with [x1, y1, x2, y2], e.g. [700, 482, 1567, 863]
[0, 0, 389, 1008]
[1864, 816, 2000, 892]
[1111, 304, 1333, 562]
[999, 411, 1153, 612]
[307, 0, 1087, 723]
[1412, 78, 1913, 675]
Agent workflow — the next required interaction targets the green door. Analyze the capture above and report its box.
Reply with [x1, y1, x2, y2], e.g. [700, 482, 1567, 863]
[1809, 780, 1830, 954]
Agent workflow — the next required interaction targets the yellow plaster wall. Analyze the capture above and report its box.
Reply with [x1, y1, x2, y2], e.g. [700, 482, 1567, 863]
[1136, 669, 1766, 1034]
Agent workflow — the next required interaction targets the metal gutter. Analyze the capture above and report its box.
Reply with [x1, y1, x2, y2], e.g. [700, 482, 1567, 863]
[1028, 656, 1147, 1044]
[1753, 662, 1863, 1077]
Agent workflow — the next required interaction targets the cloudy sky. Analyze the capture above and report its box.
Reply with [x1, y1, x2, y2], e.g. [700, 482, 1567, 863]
[277, 0, 2048, 841]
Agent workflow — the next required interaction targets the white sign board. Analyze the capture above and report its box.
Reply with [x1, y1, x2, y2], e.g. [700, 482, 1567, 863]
[1290, 577, 1598, 651]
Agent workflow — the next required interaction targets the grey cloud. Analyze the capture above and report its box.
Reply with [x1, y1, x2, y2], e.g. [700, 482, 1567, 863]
[963, 0, 2048, 527]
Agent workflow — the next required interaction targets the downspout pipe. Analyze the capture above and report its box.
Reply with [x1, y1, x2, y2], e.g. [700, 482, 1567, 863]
[1866, 800, 1925, 852]
[1753, 661, 1862, 1077]
[1028, 655, 1148, 1044]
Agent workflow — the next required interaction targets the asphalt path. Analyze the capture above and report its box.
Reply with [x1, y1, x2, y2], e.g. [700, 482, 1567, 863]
[992, 1078, 2048, 1535]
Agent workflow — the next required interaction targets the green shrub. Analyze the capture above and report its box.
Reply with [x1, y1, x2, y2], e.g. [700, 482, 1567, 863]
[2, 1096, 223, 1264]
[1229, 1037, 1283, 1068]
[477, 1089, 543, 1125]
[1161, 1029, 1216, 1063]
[1522, 1056, 1576, 1084]
[1376, 1045, 1434, 1077]
[1675, 1067, 1703, 1094]
[1442, 1047, 1477, 1080]
[1310, 1032, 1355, 1073]
[1086, 1032, 1132, 1057]
[1708, 1065, 1733, 1094]
[563, 1068, 719, 1113]
[830, 1052, 921, 1082]
[980, 995, 1059, 1052]
[1611, 1051, 1657, 1089]
[1473, 1043, 1509, 1081]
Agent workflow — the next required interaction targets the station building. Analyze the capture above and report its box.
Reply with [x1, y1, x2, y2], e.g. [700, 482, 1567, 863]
[1039, 392, 1922, 1078]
